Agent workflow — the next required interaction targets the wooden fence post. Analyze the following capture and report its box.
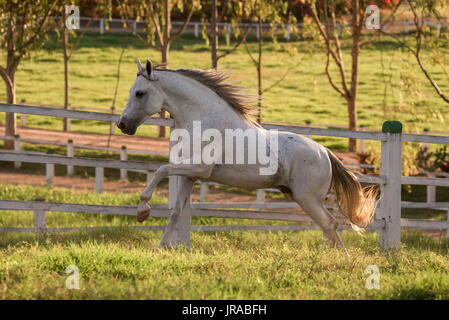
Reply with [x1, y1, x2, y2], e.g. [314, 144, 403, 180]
[100, 18, 104, 35]
[426, 172, 436, 204]
[14, 134, 21, 168]
[46, 150, 54, 187]
[336, 22, 341, 37]
[169, 125, 190, 248]
[96, 167, 104, 193]
[46, 163, 54, 187]
[379, 121, 402, 251]
[34, 208, 46, 234]
[20, 114, 26, 127]
[194, 22, 199, 38]
[67, 139, 74, 176]
[199, 181, 209, 202]
[256, 189, 266, 203]
[256, 189, 266, 211]
[286, 23, 290, 40]
[132, 20, 137, 35]
[120, 146, 127, 181]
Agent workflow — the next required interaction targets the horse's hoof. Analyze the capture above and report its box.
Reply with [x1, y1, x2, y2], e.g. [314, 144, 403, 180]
[137, 204, 151, 222]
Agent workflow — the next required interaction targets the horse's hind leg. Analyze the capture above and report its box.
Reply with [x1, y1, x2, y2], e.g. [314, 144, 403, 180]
[292, 192, 345, 249]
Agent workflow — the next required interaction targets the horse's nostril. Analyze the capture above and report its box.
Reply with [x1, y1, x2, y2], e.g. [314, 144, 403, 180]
[117, 121, 125, 130]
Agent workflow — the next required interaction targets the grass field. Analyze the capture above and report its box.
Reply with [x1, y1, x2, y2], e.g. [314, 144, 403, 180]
[0, 31, 449, 152]
[1, 30, 449, 300]
[1, 184, 449, 299]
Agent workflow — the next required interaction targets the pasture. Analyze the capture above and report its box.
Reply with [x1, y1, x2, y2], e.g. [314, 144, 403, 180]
[1, 32, 449, 151]
[1, 31, 449, 301]
[1, 184, 449, 300]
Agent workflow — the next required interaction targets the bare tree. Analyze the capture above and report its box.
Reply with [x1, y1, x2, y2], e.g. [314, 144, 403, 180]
[305, 0, 402, 151]
[241, 0, 298, 123]
[119, 0, 200, 137]
[209, 0, 253, 69]
[383, 0, 449, 104]
[60, 7, 94, 132]
[0, 0, 60, 149]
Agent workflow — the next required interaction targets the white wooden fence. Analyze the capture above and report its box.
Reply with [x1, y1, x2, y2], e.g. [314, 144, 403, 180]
[1, 103, 449, 251]
[79, 17, 449, 39]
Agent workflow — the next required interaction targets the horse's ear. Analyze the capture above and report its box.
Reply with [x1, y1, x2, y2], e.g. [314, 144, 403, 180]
[146, 59, 153, 78]
[137, 59, 144, 73]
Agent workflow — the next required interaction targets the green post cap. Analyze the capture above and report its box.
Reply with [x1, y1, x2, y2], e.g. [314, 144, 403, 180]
[14, 134, 20, 138]
[121, 145, 127, 150]
[423, 128, 429, 132]
[382, 121, 402, 134]
[68, 139, 73, 143]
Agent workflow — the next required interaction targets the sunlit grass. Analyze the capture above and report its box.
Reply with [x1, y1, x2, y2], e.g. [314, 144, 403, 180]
[0, 227, 449, 299]
[0, 183, 449, 299]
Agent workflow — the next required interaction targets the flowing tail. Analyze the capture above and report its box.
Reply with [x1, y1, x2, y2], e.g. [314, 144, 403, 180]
[327, 149, 378, 230]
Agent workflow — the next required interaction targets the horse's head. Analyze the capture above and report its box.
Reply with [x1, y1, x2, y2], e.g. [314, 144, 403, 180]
[117, 59, 165, 135]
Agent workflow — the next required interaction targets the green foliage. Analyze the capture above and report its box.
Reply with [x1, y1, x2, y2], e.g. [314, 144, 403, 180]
[416, 146, 449, 173]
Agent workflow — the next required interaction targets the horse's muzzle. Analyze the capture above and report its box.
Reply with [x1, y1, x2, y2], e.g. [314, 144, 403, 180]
[117, 118, 137, 135]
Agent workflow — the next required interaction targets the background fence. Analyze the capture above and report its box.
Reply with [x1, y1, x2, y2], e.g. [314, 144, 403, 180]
[77, 17, 449, 39]
[1, 103, 449, 251]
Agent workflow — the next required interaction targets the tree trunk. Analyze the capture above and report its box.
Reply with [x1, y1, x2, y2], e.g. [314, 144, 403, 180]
[257, 14, 262, 123]
[4, 15, 16, 149]
[62, 18, 71, 132]
[5, 70, 16, 149]
[348, 0, 361, 152]
[211, 0, 218, 69]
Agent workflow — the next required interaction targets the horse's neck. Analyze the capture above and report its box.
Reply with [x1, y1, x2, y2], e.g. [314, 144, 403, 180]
[157, 71, 252, 130]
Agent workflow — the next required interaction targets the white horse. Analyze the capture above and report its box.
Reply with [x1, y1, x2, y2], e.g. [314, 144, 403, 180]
[117, 59, 377, 249]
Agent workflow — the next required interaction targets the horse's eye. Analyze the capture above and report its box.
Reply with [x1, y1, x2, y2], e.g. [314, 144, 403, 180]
[135, 90, 145, 98]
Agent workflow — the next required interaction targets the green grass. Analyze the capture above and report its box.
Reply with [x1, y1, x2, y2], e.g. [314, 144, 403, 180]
[1, 226, 449, 299]
[1, 184, 449, 299]
[1, 32, 449, 299]
[1, 32, 449, 151]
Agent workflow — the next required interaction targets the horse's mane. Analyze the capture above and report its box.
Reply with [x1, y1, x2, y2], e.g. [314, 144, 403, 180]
[156, 67, 258, 125]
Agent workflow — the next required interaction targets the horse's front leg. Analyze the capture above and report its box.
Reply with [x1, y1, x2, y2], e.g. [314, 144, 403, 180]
[136, 162, 214, 222]
[159, 176, 194, 248]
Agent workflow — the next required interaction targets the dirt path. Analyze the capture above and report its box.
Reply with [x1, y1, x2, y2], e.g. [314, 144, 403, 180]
[0, 125, 364, 168]
[0, 125, 170, 154]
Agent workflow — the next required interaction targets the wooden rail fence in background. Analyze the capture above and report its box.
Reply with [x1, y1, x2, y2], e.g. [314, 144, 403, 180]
[1, 103, 449, 251]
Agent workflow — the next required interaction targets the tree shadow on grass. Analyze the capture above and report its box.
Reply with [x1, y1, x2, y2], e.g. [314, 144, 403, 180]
[401, 230, 449, 254]
[0, 227, 164, 249]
